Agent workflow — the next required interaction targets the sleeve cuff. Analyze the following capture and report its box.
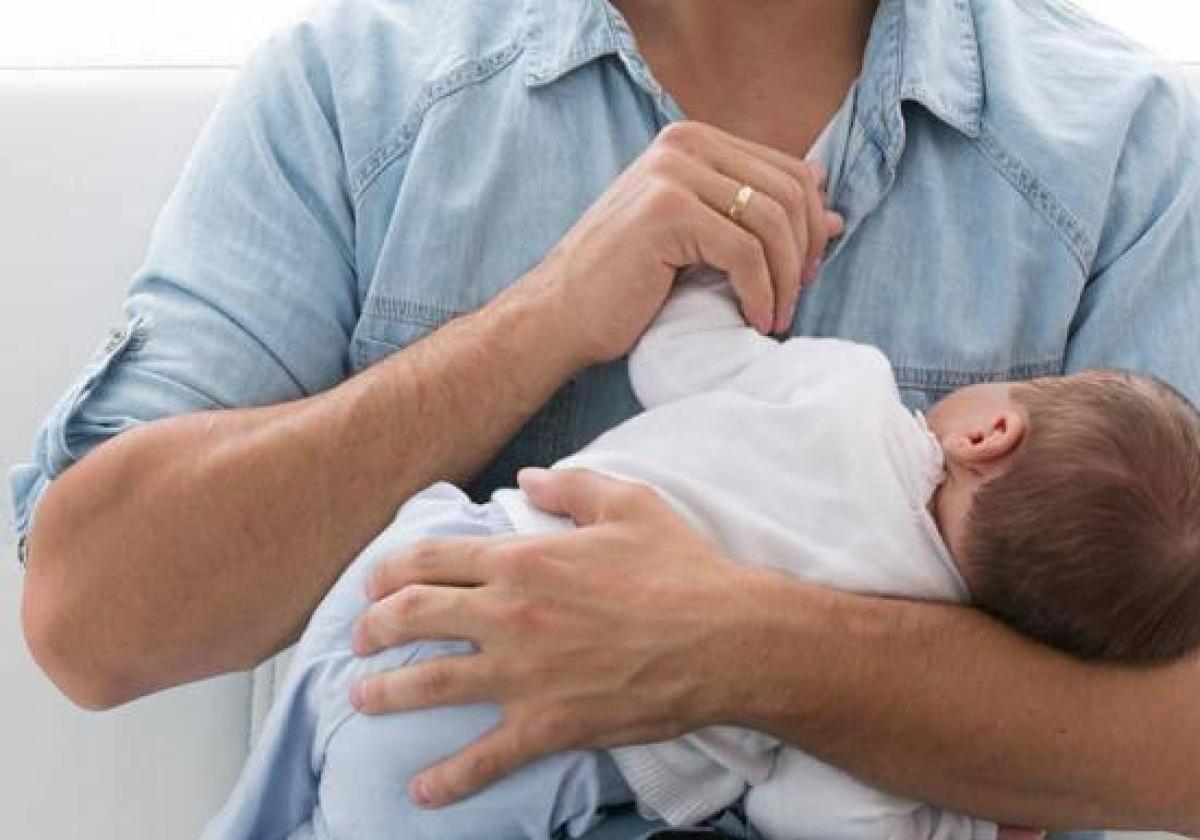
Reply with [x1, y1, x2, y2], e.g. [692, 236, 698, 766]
[8, 462, 49, 569]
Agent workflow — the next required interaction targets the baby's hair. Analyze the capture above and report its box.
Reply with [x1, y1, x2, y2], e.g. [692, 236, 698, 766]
[965, 369, 1200, 664]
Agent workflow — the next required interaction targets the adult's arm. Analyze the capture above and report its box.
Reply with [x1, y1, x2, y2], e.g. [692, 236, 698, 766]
[15, 29, 588, 710]
[735, 574, 1200, 834]
[16, 64, 836, 713]
[350, 72, 1200, 832]
[355, 469, 1200, 834]
[741, 64, 1200, 833]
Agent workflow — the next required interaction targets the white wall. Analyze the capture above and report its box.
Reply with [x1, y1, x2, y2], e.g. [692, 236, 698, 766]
[0, 67, 255, 840]
[0, 1, 1197, 67]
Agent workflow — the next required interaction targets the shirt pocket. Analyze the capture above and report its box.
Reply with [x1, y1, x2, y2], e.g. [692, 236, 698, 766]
[893, 358, 1065, 413]
[350, 297, 459, 370]
[349, 295, 584, 492]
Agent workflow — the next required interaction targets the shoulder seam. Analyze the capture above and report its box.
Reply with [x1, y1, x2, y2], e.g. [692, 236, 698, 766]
[971, 126, 1095, 272]
[349, 39, 526, 202]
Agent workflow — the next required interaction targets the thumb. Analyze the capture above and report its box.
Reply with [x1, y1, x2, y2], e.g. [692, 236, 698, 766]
[516, 467, 617, 526]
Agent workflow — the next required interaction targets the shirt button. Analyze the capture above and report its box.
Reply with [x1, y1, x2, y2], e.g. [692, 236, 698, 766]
[104, 325, 128, 352]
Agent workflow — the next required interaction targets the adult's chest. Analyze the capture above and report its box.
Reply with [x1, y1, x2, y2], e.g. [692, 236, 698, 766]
[347, 68, 660, 498]
[344, 73, 1090, 496]
[795, 116, 1089, 412]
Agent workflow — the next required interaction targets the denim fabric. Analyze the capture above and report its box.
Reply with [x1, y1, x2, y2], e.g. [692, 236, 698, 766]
[10, 0, 1200, 561]
[8, 0, 1196, 836]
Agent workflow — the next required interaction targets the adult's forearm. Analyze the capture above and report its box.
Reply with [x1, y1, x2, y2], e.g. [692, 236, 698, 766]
[21, 267, 583, 709]
[725, 569, 1200, 834]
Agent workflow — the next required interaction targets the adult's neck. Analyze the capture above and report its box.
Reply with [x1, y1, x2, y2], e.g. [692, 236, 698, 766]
[613, 0, 878, 69]
[611, 1, 879, 156]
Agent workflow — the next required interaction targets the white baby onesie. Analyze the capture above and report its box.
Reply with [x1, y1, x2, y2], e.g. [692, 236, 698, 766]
[492, 266, 996, 840]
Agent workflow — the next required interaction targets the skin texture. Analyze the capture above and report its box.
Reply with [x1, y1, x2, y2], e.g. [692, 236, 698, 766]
[350, 5, 1200, 832]
[21, 83, 841, 709]
[22, 0, 1200, 835]
[360, 469, 1200, 834]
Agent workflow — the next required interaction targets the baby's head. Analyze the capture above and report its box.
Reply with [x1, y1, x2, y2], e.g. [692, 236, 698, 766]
[928, 370, 1200, 664]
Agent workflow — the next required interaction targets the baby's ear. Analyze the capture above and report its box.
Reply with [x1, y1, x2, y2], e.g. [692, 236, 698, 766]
[969, 410, 1026, 468]
[944, 410, 1026, 474]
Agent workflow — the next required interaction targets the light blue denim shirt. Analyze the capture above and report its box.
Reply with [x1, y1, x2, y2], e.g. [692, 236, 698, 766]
[9, 0, 1200, 567]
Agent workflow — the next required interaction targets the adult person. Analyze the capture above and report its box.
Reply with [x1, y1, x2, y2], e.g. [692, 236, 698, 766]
[12, 0, 1200, 837]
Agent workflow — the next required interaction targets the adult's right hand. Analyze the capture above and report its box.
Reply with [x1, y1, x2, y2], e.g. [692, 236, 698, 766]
[535, 120, 845, 367]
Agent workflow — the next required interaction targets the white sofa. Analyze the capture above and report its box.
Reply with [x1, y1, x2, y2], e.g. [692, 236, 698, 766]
[2, 63, 1198, 840]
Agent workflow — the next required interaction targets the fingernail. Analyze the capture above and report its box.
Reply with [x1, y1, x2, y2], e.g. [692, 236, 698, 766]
[350, 680, 366, 710]
[410, 776, 434, 808]
[351, 624, 370, 656]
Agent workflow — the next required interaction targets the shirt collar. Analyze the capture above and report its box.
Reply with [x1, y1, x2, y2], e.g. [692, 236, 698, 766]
[859, 0, 984, 170]
[522, 0, 984, 158]
[521, 0, 626, 88]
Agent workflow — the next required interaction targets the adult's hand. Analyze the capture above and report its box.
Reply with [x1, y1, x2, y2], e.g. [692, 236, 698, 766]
[535, 120, 844, 366]
[351, 468, 767, 809]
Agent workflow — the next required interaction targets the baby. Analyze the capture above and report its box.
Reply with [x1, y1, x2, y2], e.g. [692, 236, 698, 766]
[201, 266, 1200, 840]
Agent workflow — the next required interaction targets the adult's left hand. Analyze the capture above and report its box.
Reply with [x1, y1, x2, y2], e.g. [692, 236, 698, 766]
[350, 467, 763, 808]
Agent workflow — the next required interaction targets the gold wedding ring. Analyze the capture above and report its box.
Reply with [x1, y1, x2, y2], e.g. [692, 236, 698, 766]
[728, 184, 754, 224]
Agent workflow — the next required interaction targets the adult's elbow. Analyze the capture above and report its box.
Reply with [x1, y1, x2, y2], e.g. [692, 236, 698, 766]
[19, 523, 143, 711]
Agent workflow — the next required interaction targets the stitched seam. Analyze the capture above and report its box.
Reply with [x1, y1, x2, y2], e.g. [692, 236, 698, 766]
[893, 358, 1065, 392]
[886, 0, 906, 167]
[954, 0, 983, 110]
[349, 41, 525, 202]
[871, 1, 905, 164]
[365, 296, 467, 327]
[896, 0, 983, 137]
[855, 0, 899, 161]
[530, 36, 623, 85]
[973, 128, 1095, 270]
[899, 84, 977, 138]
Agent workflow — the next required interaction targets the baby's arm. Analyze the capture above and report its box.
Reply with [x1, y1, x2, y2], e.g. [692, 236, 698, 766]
[628, 264, 779, 408]
[630, 266, 893, 411]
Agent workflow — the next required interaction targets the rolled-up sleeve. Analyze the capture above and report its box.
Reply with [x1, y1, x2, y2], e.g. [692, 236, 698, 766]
[8, 23, 359, 565]
[1066, 70, 1200, 402]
